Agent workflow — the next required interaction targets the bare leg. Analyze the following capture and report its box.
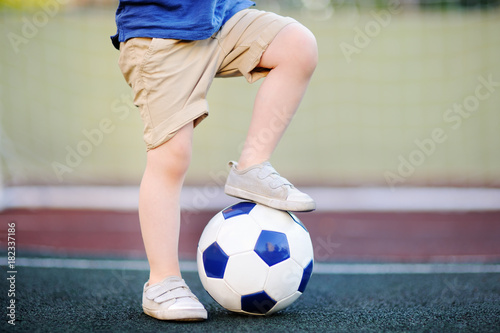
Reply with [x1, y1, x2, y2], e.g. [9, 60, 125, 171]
[237, 23, 318, 170]
[138, 122, 194, 285]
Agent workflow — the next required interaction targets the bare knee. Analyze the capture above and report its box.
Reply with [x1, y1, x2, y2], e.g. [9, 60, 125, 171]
[288, 24, 318, 74]
[146, 124, 193, 180]
[261, 23, 318, 76]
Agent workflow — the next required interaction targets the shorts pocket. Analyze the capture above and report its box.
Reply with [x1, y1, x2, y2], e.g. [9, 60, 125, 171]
[140, 38, 179, 75]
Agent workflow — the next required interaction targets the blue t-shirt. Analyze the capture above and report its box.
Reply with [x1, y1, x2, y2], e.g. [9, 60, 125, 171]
[111, 0, 255, 50]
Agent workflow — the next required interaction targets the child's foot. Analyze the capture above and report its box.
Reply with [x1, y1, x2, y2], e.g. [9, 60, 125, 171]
[224, 161, 316, 212]
[142, 276, 207, 321]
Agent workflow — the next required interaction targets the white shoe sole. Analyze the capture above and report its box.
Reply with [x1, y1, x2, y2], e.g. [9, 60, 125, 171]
[225, 185, 316, 212]
[143, 306, 207, 321]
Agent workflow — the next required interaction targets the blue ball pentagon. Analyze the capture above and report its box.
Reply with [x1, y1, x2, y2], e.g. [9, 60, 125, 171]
[222, 201, 256, 219]
[298, 259, 314, 293]
[241, 291, 277, 314]
[202, 242, 229, 279]
[254, 230, 290, 267]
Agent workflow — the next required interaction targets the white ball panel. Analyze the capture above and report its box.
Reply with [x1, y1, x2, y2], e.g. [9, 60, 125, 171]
[197, 248, 208, 287]
[286, 226, 314, 268]
[249, 204, 293, 232]
[265, 259, 303, 301]
[267, 291, 302, 315]
[217, 215, 262, 256]
[198, 211, 225, 251]
[204, 278, 242, 312]
[224, 252, 269, 295]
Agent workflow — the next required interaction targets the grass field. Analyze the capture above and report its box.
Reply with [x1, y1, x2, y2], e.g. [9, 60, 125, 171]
[1, 5, 499, 188]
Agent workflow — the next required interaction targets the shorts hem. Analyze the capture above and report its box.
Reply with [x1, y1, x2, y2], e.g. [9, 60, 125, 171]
[242, 16, 297, 83]
[145, 100, 209, 150]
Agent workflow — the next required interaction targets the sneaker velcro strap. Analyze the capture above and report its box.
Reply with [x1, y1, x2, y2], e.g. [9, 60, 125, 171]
[154, 287, 196, 303]
[258, 163, 292, 188]
[257, 163, 277, 180]
[145, 279, 190, 300]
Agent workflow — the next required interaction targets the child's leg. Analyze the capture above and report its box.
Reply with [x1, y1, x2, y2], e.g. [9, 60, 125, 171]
[237, 23, 318, 170]
[139, 121, 207, 321]
[138, 122, 193, 285]
[224, 22, 318, 212]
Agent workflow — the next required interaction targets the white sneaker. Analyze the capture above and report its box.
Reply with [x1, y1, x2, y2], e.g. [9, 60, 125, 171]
[142, 276, 207, 321]
[224, 161, 316, 212]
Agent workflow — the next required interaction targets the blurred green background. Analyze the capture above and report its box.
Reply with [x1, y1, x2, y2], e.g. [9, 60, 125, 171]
[1, 0, 499, 188]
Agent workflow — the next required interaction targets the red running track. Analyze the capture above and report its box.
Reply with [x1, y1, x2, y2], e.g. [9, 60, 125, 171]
[1, 209, 499, 262]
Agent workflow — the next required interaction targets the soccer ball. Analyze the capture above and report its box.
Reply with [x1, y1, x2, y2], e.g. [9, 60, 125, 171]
[197, 201, 314, 315]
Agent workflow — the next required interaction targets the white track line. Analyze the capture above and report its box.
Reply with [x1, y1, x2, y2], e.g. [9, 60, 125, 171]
[313, 262, 500, 274]
[1, 186, 500, 211]
[9, 258, 500, 274]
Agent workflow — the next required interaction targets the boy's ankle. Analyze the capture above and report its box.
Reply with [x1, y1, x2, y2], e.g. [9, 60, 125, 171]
[234, 158, 269, 171]
[149, 271, 182, 286]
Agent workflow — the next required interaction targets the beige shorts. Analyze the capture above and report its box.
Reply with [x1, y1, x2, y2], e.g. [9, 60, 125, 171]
[118, 9, 297, 150]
